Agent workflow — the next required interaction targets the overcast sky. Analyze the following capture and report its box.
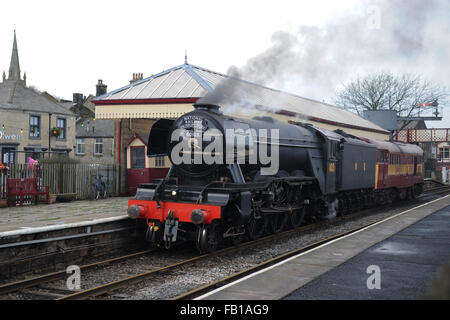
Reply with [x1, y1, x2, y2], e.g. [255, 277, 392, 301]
[1, 0, 449, 127]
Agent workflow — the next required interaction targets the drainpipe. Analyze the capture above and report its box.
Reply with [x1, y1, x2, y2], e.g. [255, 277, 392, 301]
[118, 120, 122, 195]
[48, 113, 52, 159]
[117, 120, 121, 165]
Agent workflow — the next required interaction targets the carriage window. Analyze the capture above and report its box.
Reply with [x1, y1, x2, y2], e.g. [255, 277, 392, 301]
[378, 150, 387, 163]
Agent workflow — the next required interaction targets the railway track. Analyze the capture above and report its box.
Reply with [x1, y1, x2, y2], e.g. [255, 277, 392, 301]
[0, 249, 155, 297]
[1, 185, 449, 300]
[174, 223, 375, 300]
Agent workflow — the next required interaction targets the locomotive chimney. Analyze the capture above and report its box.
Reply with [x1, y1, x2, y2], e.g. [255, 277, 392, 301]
[193, 103, 222, 114]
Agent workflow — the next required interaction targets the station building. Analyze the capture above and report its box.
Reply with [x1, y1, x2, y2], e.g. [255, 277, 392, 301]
[92, 61, 389, 194]
[0, 31, 75, 164]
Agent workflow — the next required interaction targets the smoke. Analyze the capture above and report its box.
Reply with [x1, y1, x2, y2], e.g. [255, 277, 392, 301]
[199, 0, 450, 114]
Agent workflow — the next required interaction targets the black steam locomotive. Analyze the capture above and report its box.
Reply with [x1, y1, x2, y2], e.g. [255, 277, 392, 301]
[128, 103, 423, 252]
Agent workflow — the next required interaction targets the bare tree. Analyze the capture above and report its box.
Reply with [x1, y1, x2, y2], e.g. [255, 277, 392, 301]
[335, 73, 448, 119]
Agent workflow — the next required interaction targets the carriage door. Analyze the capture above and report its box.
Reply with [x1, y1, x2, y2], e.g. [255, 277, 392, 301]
[413, 156, 418, 176]
[376, 149, 388, 188]
[326, 140, 338, 193]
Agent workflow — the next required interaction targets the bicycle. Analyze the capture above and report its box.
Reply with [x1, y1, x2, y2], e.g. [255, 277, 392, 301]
[92, 174, 107, 200]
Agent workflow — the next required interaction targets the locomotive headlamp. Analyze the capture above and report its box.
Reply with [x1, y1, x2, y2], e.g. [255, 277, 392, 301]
[171, 190, 177, 196]
[191, 209, 208, 225]
[127, 205, 141, 219]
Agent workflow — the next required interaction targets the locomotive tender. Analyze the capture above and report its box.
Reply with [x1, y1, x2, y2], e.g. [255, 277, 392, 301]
[128, 104, 424, 252]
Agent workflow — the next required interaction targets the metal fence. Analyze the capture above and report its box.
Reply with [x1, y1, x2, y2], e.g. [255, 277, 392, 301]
[0, 163, 119, 201]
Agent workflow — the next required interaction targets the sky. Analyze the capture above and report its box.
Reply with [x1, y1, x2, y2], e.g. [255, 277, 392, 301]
[1, 0, 449, 128]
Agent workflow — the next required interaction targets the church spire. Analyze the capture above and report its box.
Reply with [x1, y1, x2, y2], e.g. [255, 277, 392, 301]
[8, 29, 21, 81]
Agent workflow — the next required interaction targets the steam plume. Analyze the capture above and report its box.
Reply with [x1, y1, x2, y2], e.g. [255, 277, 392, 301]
[199, 0, 450, 113]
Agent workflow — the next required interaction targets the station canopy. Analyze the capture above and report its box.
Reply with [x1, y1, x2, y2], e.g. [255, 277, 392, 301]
[92, 63, 388, 136]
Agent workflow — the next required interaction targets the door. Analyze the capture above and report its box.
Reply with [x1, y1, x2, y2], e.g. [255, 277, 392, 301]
[375, 149, 388, 189]
[413, 156, 418, 176]
[127, 146, 150, 194]
[382, 151, 388, 186]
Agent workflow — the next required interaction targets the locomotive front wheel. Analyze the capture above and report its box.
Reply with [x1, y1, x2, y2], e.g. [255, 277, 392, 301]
[247, 217, 265, 240]
[198, 224, 219, 253]
[268, 213, 288, 234]
[289, 208, 306, 228]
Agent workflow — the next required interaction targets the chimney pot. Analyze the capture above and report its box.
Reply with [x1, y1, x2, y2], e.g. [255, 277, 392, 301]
[95, 79, 107, 97]
[130, 72, 143, 84]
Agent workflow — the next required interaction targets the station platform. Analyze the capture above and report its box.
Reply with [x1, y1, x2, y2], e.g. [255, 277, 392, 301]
[198, 194, 450, 300]
[0, 197, 129, 237]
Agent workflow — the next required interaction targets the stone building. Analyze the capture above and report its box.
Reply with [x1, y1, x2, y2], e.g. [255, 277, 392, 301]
[0, 31, 75, 164]
[65, 81, 114, 165]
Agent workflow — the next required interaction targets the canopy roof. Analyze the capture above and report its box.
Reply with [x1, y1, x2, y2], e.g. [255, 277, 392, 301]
[93, 62, 388, 134]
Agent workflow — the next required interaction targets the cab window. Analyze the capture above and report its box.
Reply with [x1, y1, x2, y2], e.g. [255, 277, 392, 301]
[328, 140, 337, 159]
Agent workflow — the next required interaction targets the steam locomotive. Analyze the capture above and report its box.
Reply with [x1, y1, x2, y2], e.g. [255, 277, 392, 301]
[128, 104, 424, 252]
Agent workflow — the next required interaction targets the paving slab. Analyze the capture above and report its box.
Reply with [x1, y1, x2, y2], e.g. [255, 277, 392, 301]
[0, 197, 129, 235]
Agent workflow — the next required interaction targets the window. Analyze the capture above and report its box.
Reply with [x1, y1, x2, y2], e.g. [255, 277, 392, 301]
[1, 147, 16, 164]
[131, 146, 145, 169]
[29, 115, 41, 138]
[56, 118, 66, 140]
[94, 138, 103, 155]
[439, 147, 450, 160]
[76, 139, 85, 154]
[155, 156, 165, 167]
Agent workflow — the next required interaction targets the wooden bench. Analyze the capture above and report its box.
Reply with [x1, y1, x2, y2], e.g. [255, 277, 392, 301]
[7, 178, 50, 207]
